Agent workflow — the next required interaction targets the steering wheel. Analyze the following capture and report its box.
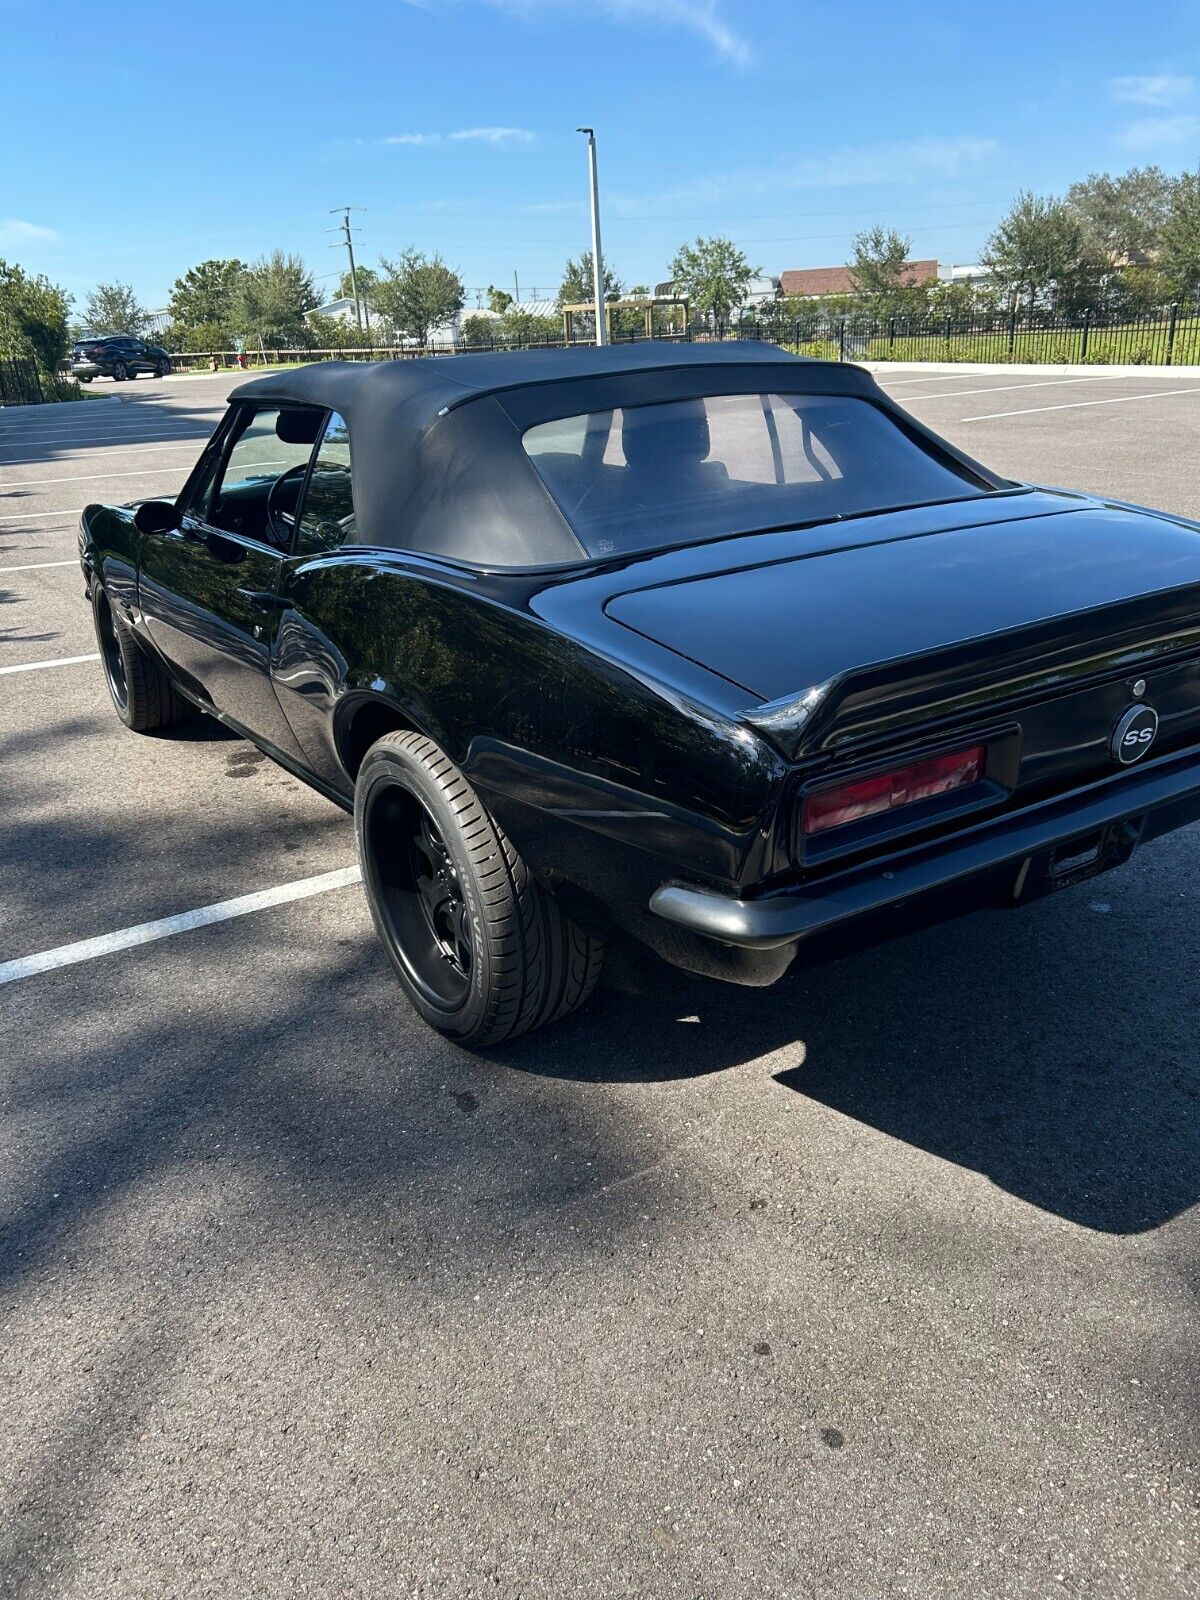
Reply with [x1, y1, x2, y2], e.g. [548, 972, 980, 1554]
[266, 462, 310, 541]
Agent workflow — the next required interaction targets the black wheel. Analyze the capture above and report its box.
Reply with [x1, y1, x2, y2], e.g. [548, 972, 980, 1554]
[111, 360, 128, 382]
[155, 360, 170, 378]
[91, 585, 191, 732]
[355, 731, 604, 1045]
[79, 375, 93, 384]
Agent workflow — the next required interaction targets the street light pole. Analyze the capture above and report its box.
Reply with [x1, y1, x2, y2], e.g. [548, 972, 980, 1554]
[576, 127, 607, 346]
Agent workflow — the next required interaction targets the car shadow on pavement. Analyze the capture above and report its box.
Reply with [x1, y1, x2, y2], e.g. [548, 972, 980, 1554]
[497, 843, 1200, 1236]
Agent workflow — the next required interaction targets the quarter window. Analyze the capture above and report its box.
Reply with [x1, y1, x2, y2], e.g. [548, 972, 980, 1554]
[296, 411, 356, 555]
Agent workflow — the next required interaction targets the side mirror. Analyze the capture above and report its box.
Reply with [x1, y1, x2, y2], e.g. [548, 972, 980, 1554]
[133, 499, 182, 535]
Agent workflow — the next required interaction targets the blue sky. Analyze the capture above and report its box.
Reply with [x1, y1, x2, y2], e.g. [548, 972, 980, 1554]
[4, 0, 1199, 312]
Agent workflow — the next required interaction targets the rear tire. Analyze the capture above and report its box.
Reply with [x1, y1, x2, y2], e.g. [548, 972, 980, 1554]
[79, 375, 93, 384]
[92, 585, 191, 732]
[111, 360, 128, 382]
[355, 731, 604, 1046]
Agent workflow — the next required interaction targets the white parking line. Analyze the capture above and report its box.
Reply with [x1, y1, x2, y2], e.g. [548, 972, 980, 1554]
[0, 431, 204, 454]
[0, 559, 77, 572]
[1, 467, 190, 488]
[898, 376, 1120, 403]
[963, 387, 1200, 422]
[0, 509, 82, 523]
[0, 866, 362, 987]
[0, 653, 100, 676]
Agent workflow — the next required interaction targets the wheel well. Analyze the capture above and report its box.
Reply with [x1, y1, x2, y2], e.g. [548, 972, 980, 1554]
[339, 699, 418, 780]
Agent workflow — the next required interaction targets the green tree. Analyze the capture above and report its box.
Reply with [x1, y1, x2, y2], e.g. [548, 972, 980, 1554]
[0, 259, 72, 374]
[82, 281, 147, 335]
[557, 250, 622, 308]
[1065, 166, 1175, 263]
[460, 312, 497, 347]
[982, 192, 1105, 312]
[336, 265, 378, 307]
[168, 259, 246, 333]
[668, 236, 755, 329]
[234, 250, 318, 345]
[1158, 173, 1200, 300]
[497, 307, 560, 345]
[373, 249, 465, 345]
[848, 227, 914, 298]
[486, 285, 513, 313]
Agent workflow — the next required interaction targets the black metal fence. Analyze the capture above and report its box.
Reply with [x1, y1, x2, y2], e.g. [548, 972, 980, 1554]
[166, 298, 1200, 373]
[0, 358, 44, 405]
[727, 299, 1200, 366]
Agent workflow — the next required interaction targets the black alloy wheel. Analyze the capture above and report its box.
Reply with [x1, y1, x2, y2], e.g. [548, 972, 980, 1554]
[95, 588, 128, 713]
[90, 585, 192, 732]
[356, 731, 604, 1045]
[111, 360, 128, 381]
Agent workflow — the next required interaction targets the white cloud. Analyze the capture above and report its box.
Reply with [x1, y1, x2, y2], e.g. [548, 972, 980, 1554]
[1110, 73, 1193, 107]
[610, 135, 999, 216]
[1118, 113, 1200, 150]
[0, 218, 59, 246]
[449, 126, 535, 145]
[374, 126, 534, 147]
[405, 0, 749, 65]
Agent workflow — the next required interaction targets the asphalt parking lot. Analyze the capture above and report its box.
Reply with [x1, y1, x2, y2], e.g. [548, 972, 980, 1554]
[2, 366, 1199, 1599]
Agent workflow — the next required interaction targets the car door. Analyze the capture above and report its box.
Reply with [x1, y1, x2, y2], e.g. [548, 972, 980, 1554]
[270, 410, 363, 792]
[137, 401, 324, 758]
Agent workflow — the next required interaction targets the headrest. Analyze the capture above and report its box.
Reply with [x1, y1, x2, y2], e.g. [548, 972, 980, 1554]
[621, 400, 711, 469]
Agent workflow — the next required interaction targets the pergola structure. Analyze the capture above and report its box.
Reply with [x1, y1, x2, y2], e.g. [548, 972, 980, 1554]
[561, 295, 689, 344]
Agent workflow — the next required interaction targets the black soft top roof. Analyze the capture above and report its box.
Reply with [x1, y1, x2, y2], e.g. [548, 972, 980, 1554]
[225, 343, 910, 568]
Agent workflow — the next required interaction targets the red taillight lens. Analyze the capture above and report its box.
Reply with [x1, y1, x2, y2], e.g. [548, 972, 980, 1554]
[802, 744, 985, 836]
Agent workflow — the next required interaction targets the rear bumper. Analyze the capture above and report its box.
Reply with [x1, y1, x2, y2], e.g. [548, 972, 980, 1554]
[70, 363, 104, 377]
[650, 745, 1200, 950]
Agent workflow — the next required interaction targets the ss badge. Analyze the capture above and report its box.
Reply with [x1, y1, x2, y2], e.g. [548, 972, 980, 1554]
[1110, 703, 1159, 765]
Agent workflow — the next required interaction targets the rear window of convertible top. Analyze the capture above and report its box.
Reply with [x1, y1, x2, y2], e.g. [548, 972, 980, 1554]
[521, 391, 984, 559]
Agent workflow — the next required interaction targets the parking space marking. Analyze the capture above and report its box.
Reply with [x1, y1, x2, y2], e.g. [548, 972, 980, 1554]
[0, 508, 83, 522]
[963, 387, 1200, 422]
[0, 865, 362, 987]
[1, 467, 195, 488]
[0, 559, 77, 572]
[0, 433, 205, 454]
[897, 376, 1120, 403]
[0, 653, 100, 676]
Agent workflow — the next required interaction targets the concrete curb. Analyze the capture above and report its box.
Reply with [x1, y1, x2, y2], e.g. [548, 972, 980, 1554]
[860, 360, 1195, 379]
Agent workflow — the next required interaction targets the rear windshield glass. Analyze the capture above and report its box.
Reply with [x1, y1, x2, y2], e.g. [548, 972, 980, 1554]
[522, 392, 984, 558]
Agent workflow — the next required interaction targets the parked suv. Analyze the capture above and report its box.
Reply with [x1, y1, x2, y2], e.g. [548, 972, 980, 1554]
[70, 336, 172, 383]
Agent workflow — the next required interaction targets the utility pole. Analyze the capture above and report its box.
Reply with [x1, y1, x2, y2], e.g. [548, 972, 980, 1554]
[576, 127, 607, 346]
[513, 270, 520, 305]
[328, 206, 368, 336]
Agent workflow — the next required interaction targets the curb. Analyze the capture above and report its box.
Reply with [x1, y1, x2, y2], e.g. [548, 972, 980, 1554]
[0, 395, 120, 419]
[859, 360, 1195, 379]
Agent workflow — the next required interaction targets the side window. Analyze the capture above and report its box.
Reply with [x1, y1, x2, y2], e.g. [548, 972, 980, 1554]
[296, 411, 356, 555]
[186, 405, 321, 546]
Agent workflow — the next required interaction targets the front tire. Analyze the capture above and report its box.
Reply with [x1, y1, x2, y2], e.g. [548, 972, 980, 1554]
[355, 731, 604, 1046]
[92, 585, 191, 731]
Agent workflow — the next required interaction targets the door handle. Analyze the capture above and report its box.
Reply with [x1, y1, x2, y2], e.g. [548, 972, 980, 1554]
[235, 588, 290, 612]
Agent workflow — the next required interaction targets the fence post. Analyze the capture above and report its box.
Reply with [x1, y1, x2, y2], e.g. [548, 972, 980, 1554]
[1080, 308, 1091, 363]
[1166, 304, 1179, 367]
[1008, 309, 1017, 359]
[838, 318, 846, 362]
[888, 315, 895, 350]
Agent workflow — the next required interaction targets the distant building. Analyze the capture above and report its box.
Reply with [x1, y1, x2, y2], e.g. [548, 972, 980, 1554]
[653, 276, 780, 314]
[779, 260, 939, 298]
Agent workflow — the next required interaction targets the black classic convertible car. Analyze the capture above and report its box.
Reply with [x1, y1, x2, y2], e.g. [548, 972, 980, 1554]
[80, 342, 1200, 1043]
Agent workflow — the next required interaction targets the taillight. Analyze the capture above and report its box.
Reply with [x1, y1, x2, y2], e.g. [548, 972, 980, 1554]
[802, 743, 985, 836]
